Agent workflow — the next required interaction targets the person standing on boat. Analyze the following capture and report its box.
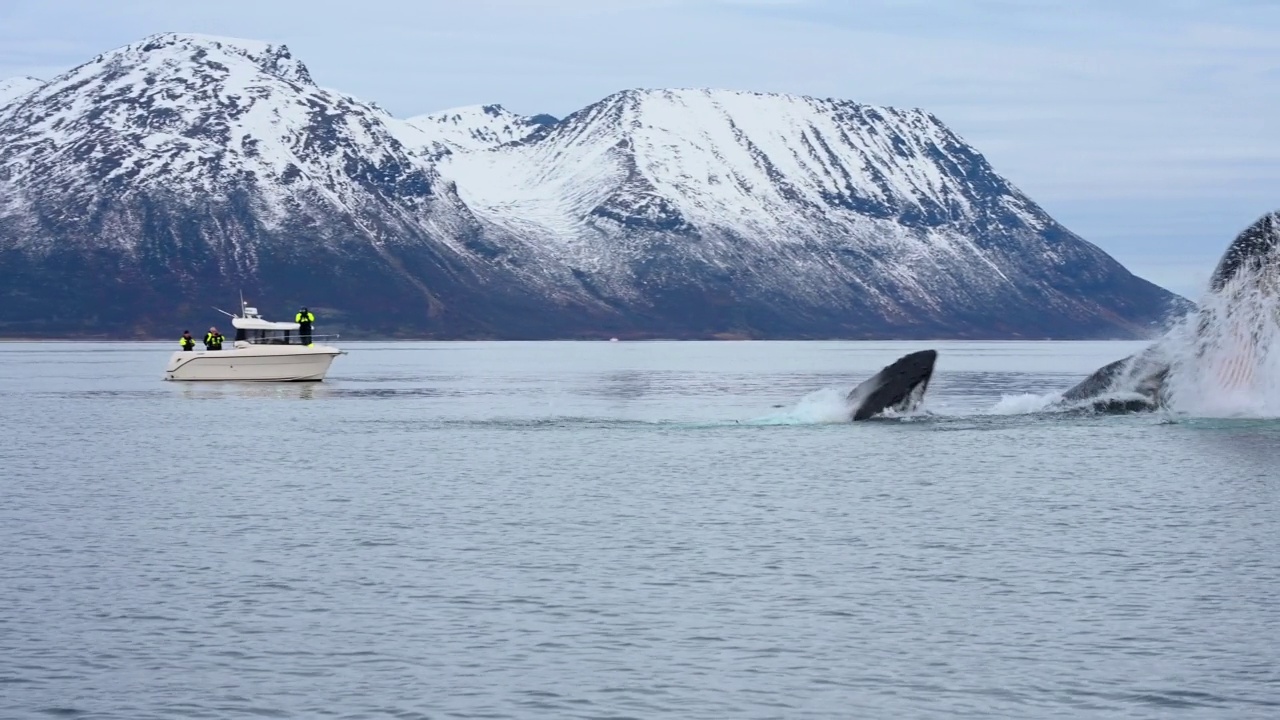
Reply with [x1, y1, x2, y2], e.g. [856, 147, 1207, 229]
[180, 330, 195, 351]
[295, 306, 315, 346]
[204, 327, 224, 351]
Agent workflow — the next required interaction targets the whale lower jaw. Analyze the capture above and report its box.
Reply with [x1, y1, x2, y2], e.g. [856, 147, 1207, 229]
[846, 350, 937, 421]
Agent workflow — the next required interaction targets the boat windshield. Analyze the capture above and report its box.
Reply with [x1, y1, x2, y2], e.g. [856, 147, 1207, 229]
[235, 327, 303, 344]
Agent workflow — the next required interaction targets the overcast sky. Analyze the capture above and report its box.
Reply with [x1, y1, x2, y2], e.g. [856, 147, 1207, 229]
[2, 0, 1276, 298]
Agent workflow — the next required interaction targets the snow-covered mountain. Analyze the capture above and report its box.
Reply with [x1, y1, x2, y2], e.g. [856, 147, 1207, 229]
[0, 33, 457, 231]
[0, 33, 588, 336]
[0, 33, 1183, 339]
[407, 88, 1184, 337]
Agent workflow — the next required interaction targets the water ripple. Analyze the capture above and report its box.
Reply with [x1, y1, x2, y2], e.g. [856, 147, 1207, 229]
[2, 341, 1279, 718]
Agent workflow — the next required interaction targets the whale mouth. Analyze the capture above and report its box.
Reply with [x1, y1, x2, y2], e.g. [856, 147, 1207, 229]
[1041, 211, 1280, 417]
[846, 349, 937, 421]
[1156, 259, 1280, 417]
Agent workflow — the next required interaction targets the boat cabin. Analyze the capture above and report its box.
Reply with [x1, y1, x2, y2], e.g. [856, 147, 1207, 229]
[231, 306, 305, 345]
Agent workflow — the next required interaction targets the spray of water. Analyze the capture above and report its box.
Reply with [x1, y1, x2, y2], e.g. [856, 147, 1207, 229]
[749, 385, 943, 425]
[747, 387, 856, 424]
[1159, 263, 1280, 418]
[988, 393, 1062, 415]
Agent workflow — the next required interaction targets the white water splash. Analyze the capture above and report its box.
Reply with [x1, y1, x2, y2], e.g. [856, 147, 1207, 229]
[1160, 266, 1280, 418]
[748, 387, 854, 424]
[987, 392, 1062, 415]
[750, 385, 939, 424]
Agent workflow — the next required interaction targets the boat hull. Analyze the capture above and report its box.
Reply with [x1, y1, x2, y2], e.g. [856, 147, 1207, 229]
[164, 345, 341, 381]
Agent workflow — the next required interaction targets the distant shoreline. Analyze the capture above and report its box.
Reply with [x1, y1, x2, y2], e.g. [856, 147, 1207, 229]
[0, 335, 1158, 343]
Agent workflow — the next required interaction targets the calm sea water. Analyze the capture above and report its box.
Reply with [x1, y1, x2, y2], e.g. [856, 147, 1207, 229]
[2, 340, 1278, 719]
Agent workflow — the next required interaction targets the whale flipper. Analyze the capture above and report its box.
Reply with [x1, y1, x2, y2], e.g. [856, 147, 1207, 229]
[847, 349, 937, 420]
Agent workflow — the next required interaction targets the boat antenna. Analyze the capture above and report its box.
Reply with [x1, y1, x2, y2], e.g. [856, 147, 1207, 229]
[212, 306, 236, 319]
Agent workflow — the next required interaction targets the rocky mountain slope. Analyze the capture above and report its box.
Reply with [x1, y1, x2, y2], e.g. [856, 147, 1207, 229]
[0, 33, 1184, 339]
[401, 104, 556, 161]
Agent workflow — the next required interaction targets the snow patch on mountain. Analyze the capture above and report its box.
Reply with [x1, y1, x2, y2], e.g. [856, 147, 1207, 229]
[441, 88, 1047, 238]
[0, 76, 44, 108]
[398, 104, 554, 160]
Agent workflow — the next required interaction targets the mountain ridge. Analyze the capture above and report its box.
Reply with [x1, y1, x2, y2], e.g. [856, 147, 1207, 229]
[0, 32, 1186, 340]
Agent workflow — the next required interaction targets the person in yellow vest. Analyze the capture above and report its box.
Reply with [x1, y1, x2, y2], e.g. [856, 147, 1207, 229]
[204, 326, 225, 351]
[295, 306, 315, 346]
[180, 330, 195, 351]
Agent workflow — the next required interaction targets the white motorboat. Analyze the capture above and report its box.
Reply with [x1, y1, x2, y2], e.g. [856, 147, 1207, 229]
[164, 303, 344, 382]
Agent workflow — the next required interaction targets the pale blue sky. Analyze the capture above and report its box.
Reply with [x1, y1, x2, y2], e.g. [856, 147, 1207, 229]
[3, 0, 1277, 298]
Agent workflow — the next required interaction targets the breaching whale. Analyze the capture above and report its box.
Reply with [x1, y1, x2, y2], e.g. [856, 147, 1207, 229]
[846, 349, 937, 420]
[843, 211, 1279, 419]
[1052, 210, 1280, 413]
[1206, 211, 1280, 293]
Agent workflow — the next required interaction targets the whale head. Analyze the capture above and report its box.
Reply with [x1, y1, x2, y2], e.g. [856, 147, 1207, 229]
[846, 349, 938, 421]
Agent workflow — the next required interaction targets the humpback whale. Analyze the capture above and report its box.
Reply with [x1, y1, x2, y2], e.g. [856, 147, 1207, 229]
[843, 211, 1279, 419]
[1055, 345, 1171, 413]
[1207, 211, 1280, 293]
[846, 349, 937, 420]
[1053, 210, 1280, 413]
